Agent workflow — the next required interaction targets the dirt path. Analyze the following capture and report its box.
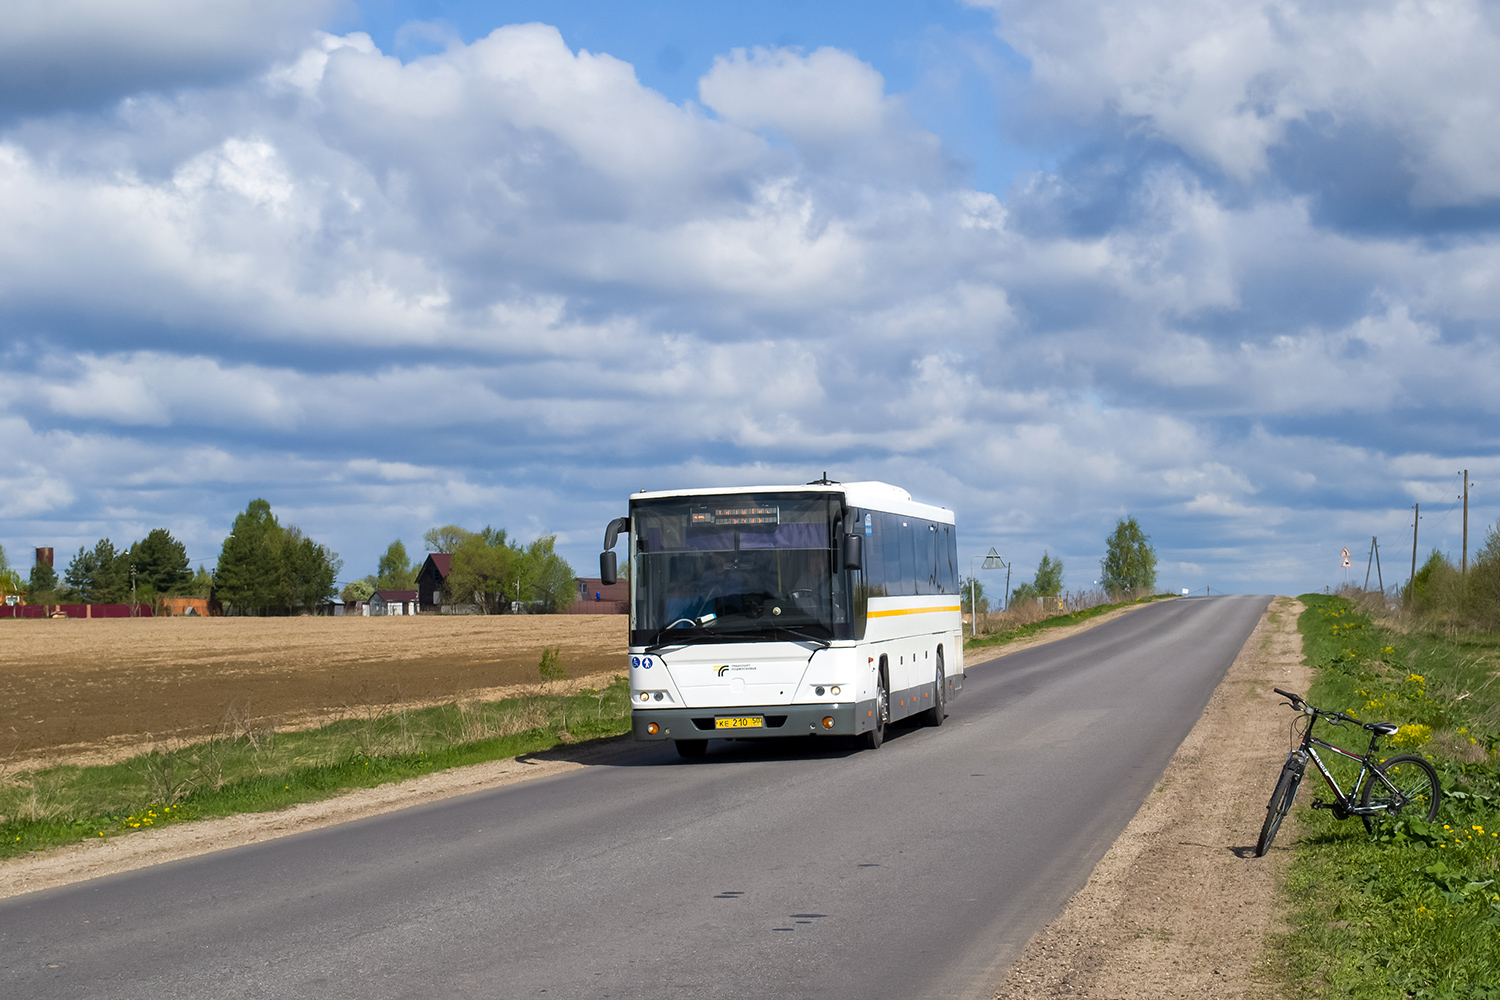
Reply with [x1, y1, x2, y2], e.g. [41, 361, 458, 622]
[992, 595, 1309, 999]
[0, 615, 626, 767]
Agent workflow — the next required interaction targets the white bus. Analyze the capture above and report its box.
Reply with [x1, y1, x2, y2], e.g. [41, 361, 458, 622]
[598, 480, 963, 757]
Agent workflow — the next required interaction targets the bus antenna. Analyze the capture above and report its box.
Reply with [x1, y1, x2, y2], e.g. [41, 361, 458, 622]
[807, 472, 839, 485]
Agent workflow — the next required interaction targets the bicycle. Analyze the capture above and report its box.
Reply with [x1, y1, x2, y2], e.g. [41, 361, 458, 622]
[1256, 687, 1441, 857]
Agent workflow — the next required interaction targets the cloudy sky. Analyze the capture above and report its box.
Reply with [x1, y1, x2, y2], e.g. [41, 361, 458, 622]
[2, 0, 1496, 596]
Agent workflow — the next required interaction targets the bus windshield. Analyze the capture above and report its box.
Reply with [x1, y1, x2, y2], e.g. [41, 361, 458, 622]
[631, 493, 841, 646]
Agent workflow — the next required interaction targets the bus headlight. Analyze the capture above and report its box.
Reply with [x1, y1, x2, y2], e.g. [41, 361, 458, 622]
[831, 686, 841, 696]
[638, 691, 651, 702]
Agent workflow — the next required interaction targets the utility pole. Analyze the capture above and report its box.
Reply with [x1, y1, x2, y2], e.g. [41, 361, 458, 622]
[1408, 503, 1420, 604]
[1364, 536, 1376, 591]
[1462, 469, 1470, 575]
[130, 563, 137, 617]
[1375, 537, 1384, 594]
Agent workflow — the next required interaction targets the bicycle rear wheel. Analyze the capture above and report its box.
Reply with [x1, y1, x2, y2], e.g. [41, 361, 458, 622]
[1257, 759, 1303, 857]
[1360, 754, 1440, 832]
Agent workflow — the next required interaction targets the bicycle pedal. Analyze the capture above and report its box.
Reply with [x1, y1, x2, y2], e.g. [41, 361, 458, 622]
[1311, 798, 1330, 810]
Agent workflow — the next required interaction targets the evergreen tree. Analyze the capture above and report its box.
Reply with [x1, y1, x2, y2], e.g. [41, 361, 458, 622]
[1033, 552, 1064, 596]
[28, 560, 59, 601]
[279, 526, 342, 611]
[129, 528, 192, 595]
[215, 499, 282, 613]
[1100, 516, 1158, 596]
[215, 499, 340, 614]
[64, 539, 128, 603]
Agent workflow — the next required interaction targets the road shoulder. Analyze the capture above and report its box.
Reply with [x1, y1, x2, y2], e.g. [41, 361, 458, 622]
[992, 595, 1310, 1000]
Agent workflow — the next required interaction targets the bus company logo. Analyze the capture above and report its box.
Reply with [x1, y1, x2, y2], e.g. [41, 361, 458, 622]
[631, 656, 653, 669]
[715, 665, 729, 677]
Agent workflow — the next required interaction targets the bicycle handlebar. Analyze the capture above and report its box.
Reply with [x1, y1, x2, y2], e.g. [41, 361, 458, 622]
[1273, 688, 1357, 725]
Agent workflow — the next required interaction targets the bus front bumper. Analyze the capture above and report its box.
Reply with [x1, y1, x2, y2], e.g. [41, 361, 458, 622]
[631, 702, 873, 741]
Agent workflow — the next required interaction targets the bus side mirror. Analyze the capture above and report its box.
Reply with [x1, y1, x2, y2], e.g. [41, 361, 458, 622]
[843, 532, 863, 570]
[600, 516, 629, 586]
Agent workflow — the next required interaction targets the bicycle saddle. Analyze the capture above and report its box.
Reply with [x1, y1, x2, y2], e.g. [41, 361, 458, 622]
[1365, 722, 1399, 736]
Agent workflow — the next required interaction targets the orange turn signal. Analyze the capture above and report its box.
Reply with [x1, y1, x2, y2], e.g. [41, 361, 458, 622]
[647, 722, 659, 735]
[822, 716, 835, 729]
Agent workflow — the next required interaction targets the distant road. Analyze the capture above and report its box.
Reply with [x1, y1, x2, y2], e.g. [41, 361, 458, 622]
[1, 595, 1271, 1000]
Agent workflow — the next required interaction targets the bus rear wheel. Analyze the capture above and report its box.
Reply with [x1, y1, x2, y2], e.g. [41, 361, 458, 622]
[923, 653, 946, 728]
[675, 739, 708, 759]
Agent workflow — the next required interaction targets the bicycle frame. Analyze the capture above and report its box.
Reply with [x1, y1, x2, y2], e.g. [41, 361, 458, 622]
[1292, 719, 1403, 817]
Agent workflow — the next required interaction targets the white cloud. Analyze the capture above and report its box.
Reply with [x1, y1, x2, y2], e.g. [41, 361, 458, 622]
[700, 46, 890, 145]
[971, 0, 1500, 203]
[0, 21, 1498, 594]
[0, 0, 338, 117]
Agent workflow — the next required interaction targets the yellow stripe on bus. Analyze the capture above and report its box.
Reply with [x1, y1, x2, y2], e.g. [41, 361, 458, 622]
[867, 604, 961, 618]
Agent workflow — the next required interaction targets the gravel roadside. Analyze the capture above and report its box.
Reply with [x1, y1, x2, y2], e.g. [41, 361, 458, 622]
[992, 595, 1309, 999]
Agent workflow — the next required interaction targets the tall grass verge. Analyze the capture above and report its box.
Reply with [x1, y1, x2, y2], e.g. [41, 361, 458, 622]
[1275, 594, 1500, 999]
[0, 676, 631, 860]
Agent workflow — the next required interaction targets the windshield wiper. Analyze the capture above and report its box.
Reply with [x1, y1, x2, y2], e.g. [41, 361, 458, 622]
[715, 624, 831, 648]
[645, 624, 831, 651]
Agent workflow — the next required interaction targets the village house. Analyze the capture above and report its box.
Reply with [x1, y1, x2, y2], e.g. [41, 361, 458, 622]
[415, 553, 451, 613]
[366, 589, 418, 616]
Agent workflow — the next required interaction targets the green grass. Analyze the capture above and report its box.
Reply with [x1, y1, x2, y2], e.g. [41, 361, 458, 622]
[1276, 594, 1500, 999]
[962, 593, 1175, 651]
[1, 678, 632, 860]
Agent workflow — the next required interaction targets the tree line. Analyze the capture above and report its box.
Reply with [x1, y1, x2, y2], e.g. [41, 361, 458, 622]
[3, 499, 579, 617]
[1402, 520, 1500, 629]
[962, 515, 1160, 613]
[8, 530, 209, 605]
[341, 524, 577, 614]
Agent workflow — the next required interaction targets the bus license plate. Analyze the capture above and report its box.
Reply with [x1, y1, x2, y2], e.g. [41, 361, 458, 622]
[715, 716, 764, 730]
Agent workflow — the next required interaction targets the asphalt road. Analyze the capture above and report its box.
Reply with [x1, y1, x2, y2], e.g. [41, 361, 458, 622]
[1, 594, 1271, 1000]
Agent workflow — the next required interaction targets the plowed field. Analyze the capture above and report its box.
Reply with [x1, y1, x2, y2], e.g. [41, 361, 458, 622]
[1, 615, 627, 766]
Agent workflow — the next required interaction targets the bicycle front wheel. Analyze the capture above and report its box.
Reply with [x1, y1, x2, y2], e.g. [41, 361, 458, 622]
[1257, 759, 1303, 857]
[1360, 754, 1440, 832]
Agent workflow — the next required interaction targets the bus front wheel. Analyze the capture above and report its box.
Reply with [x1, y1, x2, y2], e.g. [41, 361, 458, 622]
[860, 669, 888, 750]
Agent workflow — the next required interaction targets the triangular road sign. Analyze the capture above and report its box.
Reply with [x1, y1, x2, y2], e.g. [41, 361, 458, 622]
[982, 547, 1005, 569]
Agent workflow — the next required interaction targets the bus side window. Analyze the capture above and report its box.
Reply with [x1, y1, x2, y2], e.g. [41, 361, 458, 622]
[881, 513, 903, 595]
[925, 522, 939, 595]
[865, 511, 885, 595]
[944, 525, 958, 593]
[894, 514, 916, 597]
